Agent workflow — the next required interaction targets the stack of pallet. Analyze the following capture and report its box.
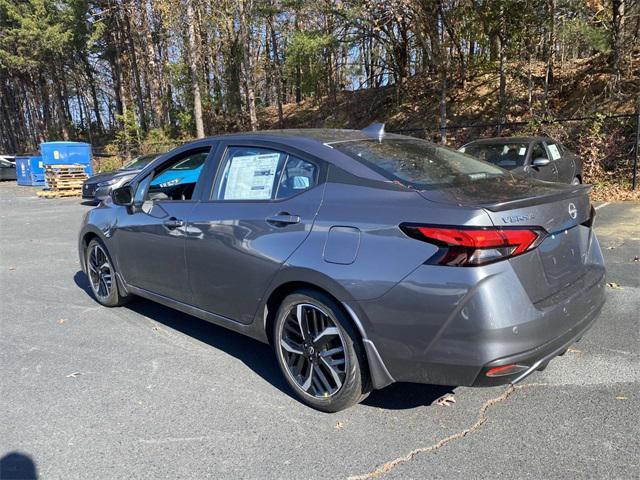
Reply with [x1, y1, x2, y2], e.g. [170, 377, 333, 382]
[37, 164, 88, 198]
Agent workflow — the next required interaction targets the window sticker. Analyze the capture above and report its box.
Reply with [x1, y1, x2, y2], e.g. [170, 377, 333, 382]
[518, 147, 527, 156]
[223, 153, 280, 200]
[547, 144, 561, 160]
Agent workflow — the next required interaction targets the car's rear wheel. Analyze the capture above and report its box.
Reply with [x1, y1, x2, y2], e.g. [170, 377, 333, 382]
[273, 290, 369, 412]
[86, 238, 130, 307]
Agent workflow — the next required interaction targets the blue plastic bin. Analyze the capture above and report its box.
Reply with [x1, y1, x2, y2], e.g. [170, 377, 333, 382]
[40, 141, 93, 176]
[15, 156, 45, 186]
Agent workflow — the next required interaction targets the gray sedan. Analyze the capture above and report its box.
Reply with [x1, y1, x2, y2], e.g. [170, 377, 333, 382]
[460, 136, 582, 184]
[78, 127, 605, 412]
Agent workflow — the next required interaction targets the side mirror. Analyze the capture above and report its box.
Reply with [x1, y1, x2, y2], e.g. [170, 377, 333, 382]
[532, 158, 551, 167]
[112, 185, 134, 206]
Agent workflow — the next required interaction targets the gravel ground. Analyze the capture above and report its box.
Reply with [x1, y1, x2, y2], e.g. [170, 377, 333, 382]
[1, 182, 638, 480]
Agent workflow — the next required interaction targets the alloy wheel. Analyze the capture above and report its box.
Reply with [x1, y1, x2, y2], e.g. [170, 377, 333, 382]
[279, 303, 347, 398]
[88, 244, 113, 300]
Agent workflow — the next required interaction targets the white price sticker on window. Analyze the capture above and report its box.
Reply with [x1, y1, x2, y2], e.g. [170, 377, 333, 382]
[547, 144, 561, 160]
[223, 153, 280, 200]
[518, 147, 526, 156]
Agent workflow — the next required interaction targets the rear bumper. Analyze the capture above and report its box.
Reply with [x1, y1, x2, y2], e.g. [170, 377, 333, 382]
[353, 234, 606, 388]
[471, 298, 602, 386]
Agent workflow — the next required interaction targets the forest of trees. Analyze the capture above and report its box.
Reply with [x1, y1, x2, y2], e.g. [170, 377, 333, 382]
[0, 0, 638, 155]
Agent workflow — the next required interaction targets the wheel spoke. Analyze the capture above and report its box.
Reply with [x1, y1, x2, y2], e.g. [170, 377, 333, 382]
[295, 304, 312, 343]
[280, 338, 303, 355]
[300, 364, 313, 391]
[313, 326, 339, 346]
[320, 357, 343, 390]
[314, 362, 334, 393]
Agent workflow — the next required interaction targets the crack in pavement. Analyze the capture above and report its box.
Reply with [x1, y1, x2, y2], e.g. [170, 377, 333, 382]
[347, 385, 520, 480]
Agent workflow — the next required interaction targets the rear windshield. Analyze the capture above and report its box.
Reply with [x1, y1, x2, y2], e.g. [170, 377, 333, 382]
[459, 142, 529, 168]
[333, 138, 510, 189]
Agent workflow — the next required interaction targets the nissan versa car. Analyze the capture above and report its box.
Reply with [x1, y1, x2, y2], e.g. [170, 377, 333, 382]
[459, 136, 582, 184]
[82, 154, 159, 203]
[78, 126, 606, 412]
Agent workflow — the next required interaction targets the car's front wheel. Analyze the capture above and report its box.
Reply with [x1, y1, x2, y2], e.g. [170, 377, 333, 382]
[85, 238, 130, 307]
[273, 290, 370, 412]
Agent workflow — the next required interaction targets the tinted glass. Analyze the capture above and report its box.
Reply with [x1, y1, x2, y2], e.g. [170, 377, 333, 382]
[531, 143, 548, 160]
[146, 149, 209, 201]
[275, 156, 318, 199]
[460, 142, 529, 168]
[214, 147, 286, 200]
[334, 138, 508, 189]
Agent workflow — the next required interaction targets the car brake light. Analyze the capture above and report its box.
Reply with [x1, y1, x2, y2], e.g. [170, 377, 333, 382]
[400, 224, 546, 266]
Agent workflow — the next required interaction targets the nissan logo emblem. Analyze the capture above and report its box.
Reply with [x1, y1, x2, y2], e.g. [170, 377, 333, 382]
[568, 203, 577, 219]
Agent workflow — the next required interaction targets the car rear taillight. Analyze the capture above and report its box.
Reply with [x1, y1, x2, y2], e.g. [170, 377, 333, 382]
[400, 224, 546, 266]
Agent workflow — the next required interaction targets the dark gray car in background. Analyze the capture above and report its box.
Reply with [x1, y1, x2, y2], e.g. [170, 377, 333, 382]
[460, 136, 583, 184]
[78, 127, 605, 412]
[82, 154, 159, 203]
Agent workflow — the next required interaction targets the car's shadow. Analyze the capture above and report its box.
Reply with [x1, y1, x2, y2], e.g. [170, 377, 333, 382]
[74, 271, 457, 411]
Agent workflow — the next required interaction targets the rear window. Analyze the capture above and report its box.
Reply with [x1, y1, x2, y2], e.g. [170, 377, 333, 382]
[333, 138, 509, 189]
[459, 142, 529, 168]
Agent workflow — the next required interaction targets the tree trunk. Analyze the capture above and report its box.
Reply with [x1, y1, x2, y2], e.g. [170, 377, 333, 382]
[268, 15, 284, 126]
[186, 0, 205, 138]
[138, 0, 163, 127]
[239, 0, 258, 131]
[123, 3, 147, 132]
[610, 0, 625, 82]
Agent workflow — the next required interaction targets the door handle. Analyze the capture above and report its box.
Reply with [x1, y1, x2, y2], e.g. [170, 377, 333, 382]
[266, 212, 301, 227]
[163, 217, 185, 229]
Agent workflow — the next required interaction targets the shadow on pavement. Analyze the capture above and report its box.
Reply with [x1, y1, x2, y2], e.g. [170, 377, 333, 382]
[74, 270, 458, 411]
[363, 383, 455, 410]
[0, 452, 38, 480]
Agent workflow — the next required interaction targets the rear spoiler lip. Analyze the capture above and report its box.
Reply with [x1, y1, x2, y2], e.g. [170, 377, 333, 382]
[471, 184, 592, 212]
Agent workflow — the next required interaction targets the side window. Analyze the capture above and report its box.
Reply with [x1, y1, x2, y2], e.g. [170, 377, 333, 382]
[275, 156, 318, 199]
[530, 143, 548, 161]
[545, 142, 562, 161]
[145, 148, 210, 201]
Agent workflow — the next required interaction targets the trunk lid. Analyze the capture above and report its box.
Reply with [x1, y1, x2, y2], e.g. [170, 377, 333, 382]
[419, 176, 594, 303]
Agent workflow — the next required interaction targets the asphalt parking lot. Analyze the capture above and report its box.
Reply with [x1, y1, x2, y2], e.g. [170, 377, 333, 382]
[1, 182, 638, 479]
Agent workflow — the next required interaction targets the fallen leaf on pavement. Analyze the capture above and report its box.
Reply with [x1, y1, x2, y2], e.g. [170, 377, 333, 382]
[58, 319, 66, 325]
[66, 372, 83, 378]
[567, 347, 582, 354]
[632, 256, 639, 263]
[335, 421, 344, 429]
[435, 394, 456, 407]
[606, 282, 622, 289]
[615, 396, 627, 400]
[8, 266, 16, 271]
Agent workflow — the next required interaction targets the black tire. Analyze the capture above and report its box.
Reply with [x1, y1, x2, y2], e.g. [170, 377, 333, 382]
[273, 289, 370, 412]
[85, 238, 130, 307]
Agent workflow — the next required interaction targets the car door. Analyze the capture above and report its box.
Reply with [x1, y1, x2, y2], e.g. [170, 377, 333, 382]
[545, 140, 573, 183]
[527, 141, 558, 182]
[185, 141, 326, 324]
[112, 144, 215, 303]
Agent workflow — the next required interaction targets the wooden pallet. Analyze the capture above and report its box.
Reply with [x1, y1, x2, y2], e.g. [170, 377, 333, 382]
[39, 163, 89, 199]
[37, 189, 83, 198]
